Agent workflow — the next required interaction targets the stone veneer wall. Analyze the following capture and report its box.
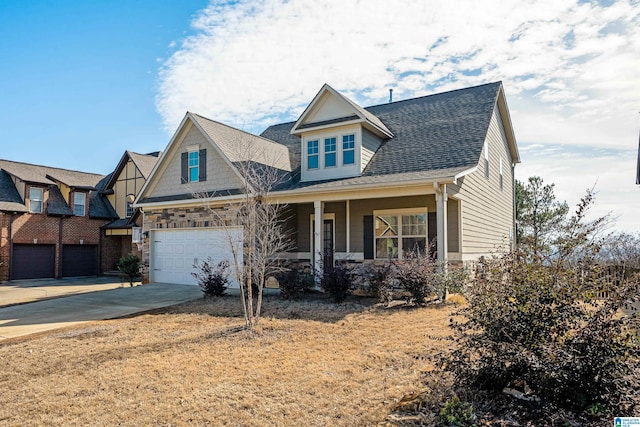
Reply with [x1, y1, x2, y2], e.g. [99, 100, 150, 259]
[141, 206, 238, 283]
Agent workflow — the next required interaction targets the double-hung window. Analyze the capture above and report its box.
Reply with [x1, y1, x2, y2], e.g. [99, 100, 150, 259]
[324, 137, 337, 167]
[29, 187, 43, 213]
[188, 151, 199, 182]
[307, 140, 319, 169]
[374, 209, 427, 259]
[342, 134, 355, 165]
[74, 193, 86, 216]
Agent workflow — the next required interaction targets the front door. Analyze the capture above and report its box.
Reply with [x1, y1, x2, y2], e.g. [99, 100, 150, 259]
[311, 218, 334, 271]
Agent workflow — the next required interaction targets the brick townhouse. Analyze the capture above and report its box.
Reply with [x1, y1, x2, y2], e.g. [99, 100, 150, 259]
[0, 160, 118, 281]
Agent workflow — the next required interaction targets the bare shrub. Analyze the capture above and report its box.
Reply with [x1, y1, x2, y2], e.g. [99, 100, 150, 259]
[191, 258, 230, 297]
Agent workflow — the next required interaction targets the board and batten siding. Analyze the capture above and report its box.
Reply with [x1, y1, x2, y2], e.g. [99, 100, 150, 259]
[111, 159, 146, 218]
[145, 122, 244, 199]
[361, 129, 383, 172]
[448, 106, 514, 258]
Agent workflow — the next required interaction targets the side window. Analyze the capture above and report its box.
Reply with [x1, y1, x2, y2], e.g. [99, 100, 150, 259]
[342, 134, 355, 165]
[74, 193, 86, 216]
[188, 151, 199, 182]
[324, 137, 337, 167]
[307, 140, 319, 169]
[29, 187, 43, 213]
[499, 157, 504, 190]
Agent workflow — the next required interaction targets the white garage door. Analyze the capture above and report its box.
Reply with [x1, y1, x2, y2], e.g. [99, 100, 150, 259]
[150, 227, 242, 286]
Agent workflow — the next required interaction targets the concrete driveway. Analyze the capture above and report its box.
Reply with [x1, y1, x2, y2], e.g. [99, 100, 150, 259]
[0, 282, 203, 341]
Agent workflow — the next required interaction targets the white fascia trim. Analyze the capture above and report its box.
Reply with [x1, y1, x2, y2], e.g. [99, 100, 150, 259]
[453, 166, 477, 184]
[291, 119, 364, 135]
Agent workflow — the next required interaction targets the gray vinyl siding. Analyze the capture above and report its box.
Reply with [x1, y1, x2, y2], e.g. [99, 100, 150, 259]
[447, 198, 460, 253]
[449, 106, 514, 256]
[361, 129, 383, 172]
[147, 124, 244, 199]
[349, 195, 435, 253]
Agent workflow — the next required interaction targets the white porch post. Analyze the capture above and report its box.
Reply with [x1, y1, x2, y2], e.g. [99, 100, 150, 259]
[313, 200, 324, 279]
[346, 199, 350, 253]
[435, 183, 448, 265]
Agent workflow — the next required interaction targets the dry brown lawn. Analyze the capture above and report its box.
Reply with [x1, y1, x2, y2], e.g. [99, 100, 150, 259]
[0, 294, 457, 426]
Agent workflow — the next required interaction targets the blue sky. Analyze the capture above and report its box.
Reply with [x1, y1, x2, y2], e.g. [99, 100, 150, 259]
[1, 0, 639, 232]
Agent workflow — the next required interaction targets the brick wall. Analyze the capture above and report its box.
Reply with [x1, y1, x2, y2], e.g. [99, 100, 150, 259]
[10, 212, 110, 278]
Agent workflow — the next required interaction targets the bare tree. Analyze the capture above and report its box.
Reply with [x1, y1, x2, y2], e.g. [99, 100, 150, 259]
[194, 135, 293, 331]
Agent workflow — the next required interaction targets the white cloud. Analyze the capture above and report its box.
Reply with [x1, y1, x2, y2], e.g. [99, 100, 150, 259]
[156, 0, 640, 231]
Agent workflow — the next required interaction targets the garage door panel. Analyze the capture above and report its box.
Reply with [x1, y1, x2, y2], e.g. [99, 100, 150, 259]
[12, 244, 56, 280]
[151, 228, 241, 286]
[62, 245, 98, 277]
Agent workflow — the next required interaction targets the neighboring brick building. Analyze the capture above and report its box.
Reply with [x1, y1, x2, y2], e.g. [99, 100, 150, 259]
[0, 160, 118, 281]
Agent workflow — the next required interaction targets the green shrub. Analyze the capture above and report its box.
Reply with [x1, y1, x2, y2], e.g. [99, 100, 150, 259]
[321, 264, 352, 303]
[277, 269, 314, 300]
[117, 254, 141, 286]
[438, 396, 475, 427]
[191, 258, 230, 297]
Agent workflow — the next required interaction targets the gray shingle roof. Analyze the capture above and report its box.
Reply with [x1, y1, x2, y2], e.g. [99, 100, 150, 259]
[191, 113, 292, 172]
[261, 81, 502, 190]
[0, 159, 104, 188]
[0, 170, 27, 213]
[128, 151, 160, 180]
[90, 174, 119, 219]
[46, 185, 74, 216]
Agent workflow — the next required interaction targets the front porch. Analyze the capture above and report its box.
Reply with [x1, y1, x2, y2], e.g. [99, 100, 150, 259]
[279, 193, 460, 275]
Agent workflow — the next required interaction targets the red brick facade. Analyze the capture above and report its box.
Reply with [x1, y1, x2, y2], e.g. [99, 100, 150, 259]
[6, 211, 110, 280]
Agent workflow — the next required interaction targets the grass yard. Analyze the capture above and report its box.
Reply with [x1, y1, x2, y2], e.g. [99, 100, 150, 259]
[0, 294, 456, 426]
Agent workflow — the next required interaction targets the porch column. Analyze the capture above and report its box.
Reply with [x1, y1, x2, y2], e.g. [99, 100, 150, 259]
[313, 200, 324, 279]
[435, 183, 448, 265]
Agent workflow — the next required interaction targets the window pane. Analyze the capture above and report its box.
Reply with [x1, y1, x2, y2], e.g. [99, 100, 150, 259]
[189, 167, 199, 182]
[189, 151, 199, 167]
[402, 214, 426, 236]
[343, 149, 354, 165]
[324, 137, 336, 153]
[325, 152, 336, 167]
[342, 134, 354, 149]
[376, 238, 398, 259]
[402, 237, 426, 257]
[308, 154, 318, 169]
[375, 215, 398, 237]
[307, 140, 318, 155]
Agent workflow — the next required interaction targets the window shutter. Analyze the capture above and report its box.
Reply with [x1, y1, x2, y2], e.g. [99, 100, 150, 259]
[180, 152, 188, 184]
[363, 215, 374, 259]
[199, 149, 207, 182]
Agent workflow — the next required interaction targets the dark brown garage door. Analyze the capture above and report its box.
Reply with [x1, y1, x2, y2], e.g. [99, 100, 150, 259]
[12, 244, 56, 280]
[62, 245, 98, 277]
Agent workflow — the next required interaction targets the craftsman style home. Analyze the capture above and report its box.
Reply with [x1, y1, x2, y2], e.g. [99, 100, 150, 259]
[0, 160, 118, 281]
[136, 81, 520, 286]
[101, 151, 160, 271]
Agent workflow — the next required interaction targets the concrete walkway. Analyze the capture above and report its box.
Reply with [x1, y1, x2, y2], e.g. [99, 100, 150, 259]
[0, 283, 203, 341]
[0, 276, 128, 307]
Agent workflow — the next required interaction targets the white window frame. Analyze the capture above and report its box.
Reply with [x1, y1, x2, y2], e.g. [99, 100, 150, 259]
[74, 192, 86, 216]
[342, 134, 355, 165]
[373, 207, 428, 260]
[188, 150, 199, 183]
[324, 137, 337, 168]
[499, 157, 503, 190]
[307, 139, 319, 170]
[29, 187, 43, 214]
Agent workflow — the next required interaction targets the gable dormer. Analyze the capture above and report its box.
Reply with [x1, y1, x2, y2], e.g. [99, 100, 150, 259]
[291, 84, 392, 182]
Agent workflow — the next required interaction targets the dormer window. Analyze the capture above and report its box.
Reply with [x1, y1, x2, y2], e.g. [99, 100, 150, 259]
[74, 193, 86, 216]
[343, 134, 355, 165]
[307, 140, 319, 169]
[29, 187, 43, 213]
[324, 138, 337, 167]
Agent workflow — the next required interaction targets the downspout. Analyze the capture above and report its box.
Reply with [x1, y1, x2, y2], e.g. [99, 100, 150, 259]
[8, 213, 15, 281]
[58, 216, 63, 278]
[512, 162, 516, 250]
